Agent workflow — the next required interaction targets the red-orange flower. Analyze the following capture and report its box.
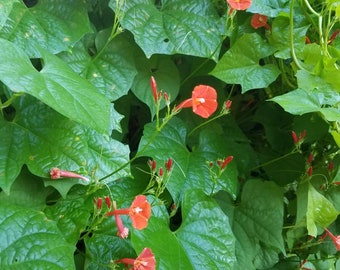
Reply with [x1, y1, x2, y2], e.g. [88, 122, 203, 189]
[107, 195, 151, 230]
[251, 14, 270, 30]
[176, 85, 218, 118]
[116, 248, 156, 270]
[227, 0, 252, 10]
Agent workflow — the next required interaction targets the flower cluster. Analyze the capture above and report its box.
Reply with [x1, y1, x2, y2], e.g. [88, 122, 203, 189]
[145, 157, 174, 198]
[94, 195, 154, 268]
[291, 130, 306, 150]
[207, 156, 234, 195]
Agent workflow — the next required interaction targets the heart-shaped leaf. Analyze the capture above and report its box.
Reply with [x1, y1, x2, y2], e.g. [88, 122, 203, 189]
[210, 33, 280, 92]
[0, 204, 75, 269]
[110, 0, 224, 61]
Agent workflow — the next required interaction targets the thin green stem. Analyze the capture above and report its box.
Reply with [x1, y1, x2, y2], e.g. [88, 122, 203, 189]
[290, 0, 306, 71]
[250, 150, 298, 171]
[99, 115, 172, 182]
[187, 113, 225, 137]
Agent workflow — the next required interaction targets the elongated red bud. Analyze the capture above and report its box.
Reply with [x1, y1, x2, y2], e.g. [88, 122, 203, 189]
[95, 198, 103, 210]
[159, 167, 164, 177]
[328, 29, 339, 45]
[165, 158, 173, 172]
[291, 131, 298, 144]
[307, 153, 314, 164]
[221, 156, 234, 170]
[150, 76, 158, 103]
[105, 196, 111, 209]
[307, 166, 313, 176]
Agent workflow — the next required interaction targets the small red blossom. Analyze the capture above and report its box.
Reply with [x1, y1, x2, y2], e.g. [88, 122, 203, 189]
[148, 160, 157, 172]
[305, 36, 311, 44]
[328, 29, 339, 45]
[307, 153, 314, 164]
[94, 198, 103, 210]
[50, 167, 89, 182]
[116, 248, 156, 270]
[176, 85, 218, 118]
[165, 158, 173, 172]
[225, 100, 232, 111]
[105, 196, 112, 209]
[324, 228, 340, 251]
[328, 161, 334, 172]
[291, 131, 298, 144]
[107, 195, 151, 230]
[307, 166, 313, 177]
[251, 14, 270, 30]
[227, 0, 252, 10]
[159, 167, 164, 177]
[150, 76, 158, 103]
[220, 156, 234, 170]
[291, 130, 306, 145]
[113, 201, 129, 239]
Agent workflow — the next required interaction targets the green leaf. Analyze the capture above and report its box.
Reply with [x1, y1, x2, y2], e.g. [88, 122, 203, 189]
[131, 55, 180, 117]
[221, 180, 285, 269]
[0, 204, 75, 269]
[271, 71, 340, 121]
[210, 33, 280, 92]
[0, 0, 15, 28]
[110, 0, 224, 60]
[137, 117, 238, 204]
[248, 0, 290, 17]
[59, 33, 138, 101]
[0, 38, 111, 133]
[0, 168, 52, 210]
[0, 96, 130, 196]
[132, 191, 236, 269]
[306, 183, 339, 237]
[0, 0, 91, 57]
[85, 231, 135, 270]
[44, 196, 90, 245]
[267, 16, 309, 59]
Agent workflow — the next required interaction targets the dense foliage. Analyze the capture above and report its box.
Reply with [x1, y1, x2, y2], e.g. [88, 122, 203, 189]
[0, 0, 340, 269]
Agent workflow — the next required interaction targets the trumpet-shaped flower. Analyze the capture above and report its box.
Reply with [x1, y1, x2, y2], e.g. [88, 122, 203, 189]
[227, 0, 252, 10]
[176, 85, 218, 118]
[106, 195, 151, 230]
[116, 248, 156, 270]
[251, 14, 270, 29]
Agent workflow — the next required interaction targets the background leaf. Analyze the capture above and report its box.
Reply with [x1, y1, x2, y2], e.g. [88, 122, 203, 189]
[0, 96, 130, 195]
[218, 180, 285, 270]
[306, 183, 339, 237]
[210, 33, 280, 92]
[59, 33, 138, 101]
[0, 39, 112, 133]
[0, 204, 75, 269]
[0, 0, 91, 57]
[110, 0, 224, 60]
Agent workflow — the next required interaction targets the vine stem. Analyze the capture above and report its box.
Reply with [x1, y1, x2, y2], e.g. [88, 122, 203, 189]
[289, 0, 305, 71]
[98, 116, 171, 182]
[187, 113, 226, 137]
[250, 150, 298, 171]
